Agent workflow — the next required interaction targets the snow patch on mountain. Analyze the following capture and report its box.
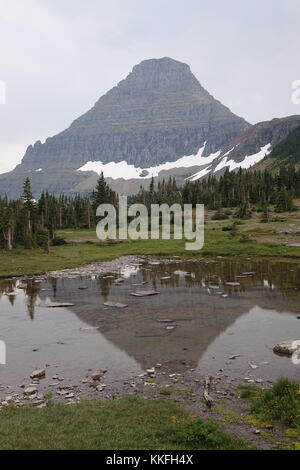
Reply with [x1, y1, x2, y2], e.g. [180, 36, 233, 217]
[77, 143, 221, 180]
[187, 150, 222, 181]
[214, 144, 271, 172]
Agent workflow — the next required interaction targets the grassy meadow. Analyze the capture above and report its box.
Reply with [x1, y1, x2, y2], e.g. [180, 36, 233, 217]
[0, 206, 300, 277]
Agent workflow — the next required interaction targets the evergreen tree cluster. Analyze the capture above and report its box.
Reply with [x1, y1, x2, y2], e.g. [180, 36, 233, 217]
[1, 165, 299, 251]
[136, 166, 300, 216]
[0, 173, 116, 250]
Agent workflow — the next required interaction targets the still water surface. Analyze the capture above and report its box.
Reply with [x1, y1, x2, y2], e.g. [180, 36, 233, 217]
[0, 258, 300, 389]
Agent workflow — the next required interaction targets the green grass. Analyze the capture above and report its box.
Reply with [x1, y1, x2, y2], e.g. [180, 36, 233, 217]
[241, 379, 300, 430]
[0, 397, 251, 450]
[158, 387, 193, 396]
[0, 225, 300, 278]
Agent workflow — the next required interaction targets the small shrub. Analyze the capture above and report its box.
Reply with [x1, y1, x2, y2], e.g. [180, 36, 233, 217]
[52, 237, 66, 246]
[250, 379, 300, 429]
[211, 214, 229, 221]
[222, 225, 234, 232]
[232, 219, 245, 226]
[239, 385, 261, 399]
[173, 418, 250, 450]
[36, 230, 50, 250]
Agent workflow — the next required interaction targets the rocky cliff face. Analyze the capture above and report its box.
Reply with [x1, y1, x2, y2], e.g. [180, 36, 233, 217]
[187, 115, 300, 180]
[216, 115, 300, 166]
[0, 58, 249, 197]
[269, 124, 300, 165]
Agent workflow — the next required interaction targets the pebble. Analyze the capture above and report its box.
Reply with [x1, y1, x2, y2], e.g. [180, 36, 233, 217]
[91, 373, 102, 381]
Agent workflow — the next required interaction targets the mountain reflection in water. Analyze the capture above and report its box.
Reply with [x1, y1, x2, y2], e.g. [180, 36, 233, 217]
[0, 258, 300, 386]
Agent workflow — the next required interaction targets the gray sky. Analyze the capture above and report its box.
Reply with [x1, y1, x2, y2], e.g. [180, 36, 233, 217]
[0, 0, 299, 173]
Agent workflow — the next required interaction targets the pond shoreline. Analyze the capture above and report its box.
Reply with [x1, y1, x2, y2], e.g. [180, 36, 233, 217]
[1, 254, 299, 450]
[0, 357, 296, 450]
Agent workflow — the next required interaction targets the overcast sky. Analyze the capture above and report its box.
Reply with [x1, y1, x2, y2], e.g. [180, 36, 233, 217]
[0, 0, 299, 173]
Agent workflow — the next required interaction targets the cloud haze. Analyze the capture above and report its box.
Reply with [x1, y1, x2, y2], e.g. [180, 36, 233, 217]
[0, 0, 299, 173]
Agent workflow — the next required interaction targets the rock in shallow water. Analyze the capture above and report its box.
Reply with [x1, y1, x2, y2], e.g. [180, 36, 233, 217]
[104, 302, 128, 308]
[40, 301, 75, 308]
[273, 340, 300, 356]
[130, 290, 160, 297]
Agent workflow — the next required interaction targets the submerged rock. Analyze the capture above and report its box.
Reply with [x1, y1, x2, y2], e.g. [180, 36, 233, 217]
[41, 301, 75, 308]
[131, 290, 160, 297]
[104, 302, 128, 308]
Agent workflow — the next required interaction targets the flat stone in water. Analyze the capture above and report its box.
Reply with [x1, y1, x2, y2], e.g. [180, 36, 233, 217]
[104, 302, 128, 309]
[225, 282, 241, 287]
[41, 302, 75, 308]
[131, 290, 160, 297]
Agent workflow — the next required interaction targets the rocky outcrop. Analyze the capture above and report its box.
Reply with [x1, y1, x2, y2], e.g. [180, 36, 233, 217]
[216, 115, 300, 166]
[269, 124, 300, 165]
[188, 115, 300, 180]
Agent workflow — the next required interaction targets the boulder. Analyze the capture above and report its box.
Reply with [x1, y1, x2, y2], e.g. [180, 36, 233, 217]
[273, 340, 300, 356]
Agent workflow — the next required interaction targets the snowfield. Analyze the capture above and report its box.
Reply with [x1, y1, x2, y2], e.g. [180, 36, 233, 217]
[78, 143, 219, 180]
[77, 143, 272, 182]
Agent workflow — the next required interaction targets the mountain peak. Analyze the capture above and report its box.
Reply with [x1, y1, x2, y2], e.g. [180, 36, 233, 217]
[114, 57, 203, 94]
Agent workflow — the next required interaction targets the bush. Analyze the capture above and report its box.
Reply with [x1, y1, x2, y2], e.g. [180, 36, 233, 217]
[52, 237, 66, 246]
[36, 230, 49, 248]
[232, 219, 245, 226]
[211, 214, 229, 221]
[250, 379, 300, 429]
[173, 418, 250, 450]
[222, 226, 234, 232]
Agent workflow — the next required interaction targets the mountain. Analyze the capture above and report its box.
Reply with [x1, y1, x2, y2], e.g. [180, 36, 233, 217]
[187, 115, 300, 181]
[0, 57, 249, 198]
[266, 124, 300, 167]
